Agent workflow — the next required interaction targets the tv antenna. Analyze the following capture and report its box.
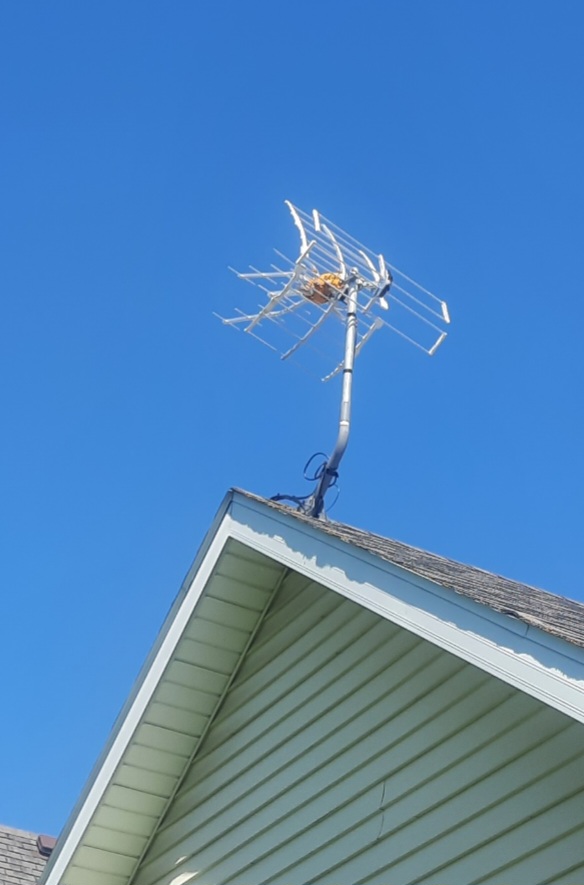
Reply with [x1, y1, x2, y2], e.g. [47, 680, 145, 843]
[218, 201, 450, 518]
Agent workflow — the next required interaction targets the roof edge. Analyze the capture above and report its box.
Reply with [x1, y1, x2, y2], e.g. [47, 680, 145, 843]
[228, 492, 584, 723]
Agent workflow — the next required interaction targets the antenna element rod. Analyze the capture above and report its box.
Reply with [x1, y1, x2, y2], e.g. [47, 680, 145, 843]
[304, 280, 360, 518]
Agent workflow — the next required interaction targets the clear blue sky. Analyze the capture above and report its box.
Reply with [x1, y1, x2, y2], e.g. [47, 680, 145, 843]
[2, 1, 584, 836]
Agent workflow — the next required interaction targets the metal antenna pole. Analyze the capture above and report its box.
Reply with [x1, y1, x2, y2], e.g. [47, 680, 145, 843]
[304, 277, 360, 519]
[222, 202, 451, 516]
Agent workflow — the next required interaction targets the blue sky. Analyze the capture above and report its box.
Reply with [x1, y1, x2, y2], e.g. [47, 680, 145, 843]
[2, 1, 584, 836]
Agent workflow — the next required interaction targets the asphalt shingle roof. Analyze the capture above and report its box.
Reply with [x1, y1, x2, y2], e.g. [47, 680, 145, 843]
[239, 490, 584, 649]
[0, 825, 52, 885]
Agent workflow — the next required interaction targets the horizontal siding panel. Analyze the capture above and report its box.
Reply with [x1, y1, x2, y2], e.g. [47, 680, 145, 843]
[62, 868, 127, 885]
[224, 695, 543, 883]
[113, 763, 178, 797]
[164, 621, 423, 823]
[71, 845, 136, 877]
[254, 580, 339, 645]
[144, 670, 522, 883]
[201, 603, 386, 751]
[103, 784, 168, 817]
[129, 577, 584, 885]
[55, 543, 285, 885]
[183, 618, 249, 653]
[132, 723, 198, 758]
[153, 680, 220, 717]
[173, 636, 239, 673]
[93, 806, 158, 838]
[82, 824, 146, 858]
[144, 702, 206, 737]
[235, 589, 344, 682]
[521, 827, 584, 885]
[141, 636, 466, 868]
[202, 602, 379, 752]
[162, 661, 229, 695]
[214, 549, 283, 588]
[207, 575, 272, 611]
[195, 595, 261, 631]
[263, 569, 311, 614]
[278, 721, 576, 885]
[403, 777, 584, 885]
[124, 743, 189, 777]
[139, 658, 486, 879]
[394, 755, 584, 885]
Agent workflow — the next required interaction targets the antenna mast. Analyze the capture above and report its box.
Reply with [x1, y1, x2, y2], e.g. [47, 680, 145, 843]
[218, 202, 450, 518]
[302, 274, 359, 518]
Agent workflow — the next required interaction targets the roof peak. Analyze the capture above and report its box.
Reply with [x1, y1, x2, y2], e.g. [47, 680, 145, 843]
[233, 488, 584, 648]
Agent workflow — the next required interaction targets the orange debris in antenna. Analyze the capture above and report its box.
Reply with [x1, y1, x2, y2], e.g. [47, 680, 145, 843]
[303, 272, 344, 305]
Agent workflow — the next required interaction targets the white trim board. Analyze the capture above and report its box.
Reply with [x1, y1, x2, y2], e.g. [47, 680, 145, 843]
[228, 493, 584, 725]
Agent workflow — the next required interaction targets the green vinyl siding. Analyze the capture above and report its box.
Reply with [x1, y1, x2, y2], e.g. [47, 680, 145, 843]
[133, 574, 584, 885]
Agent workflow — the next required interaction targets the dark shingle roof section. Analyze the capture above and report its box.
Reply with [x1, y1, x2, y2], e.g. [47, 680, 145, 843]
[238, 490, 584, 650]
[0, 825, 52, 885]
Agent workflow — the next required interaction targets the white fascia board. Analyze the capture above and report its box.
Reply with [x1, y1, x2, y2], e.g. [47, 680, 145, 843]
[228, 493, 584, 725]
[40, 492, 239, 885]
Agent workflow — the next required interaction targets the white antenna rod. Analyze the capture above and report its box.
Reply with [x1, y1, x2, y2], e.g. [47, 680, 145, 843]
[218, 201, 451, 518]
